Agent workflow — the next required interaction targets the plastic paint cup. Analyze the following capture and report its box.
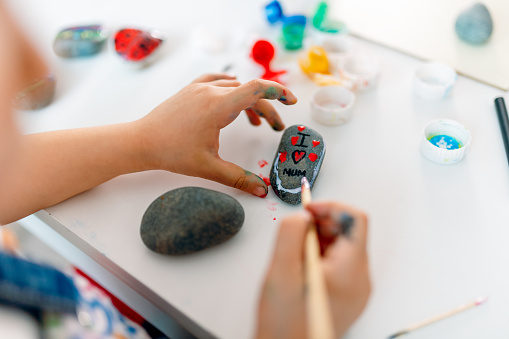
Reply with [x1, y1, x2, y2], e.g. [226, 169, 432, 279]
[282, 15, 306, 50]
[340, 54, 380, 92]
[414, 62, 457, 101]
[321, 35, 355, 71]
[421, 119, 471, 164]
[311, 86, 356, 126]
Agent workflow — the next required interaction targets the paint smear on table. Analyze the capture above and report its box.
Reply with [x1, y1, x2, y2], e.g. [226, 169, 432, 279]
[258, 159, 268, 168]
[266, 201, 278, 211]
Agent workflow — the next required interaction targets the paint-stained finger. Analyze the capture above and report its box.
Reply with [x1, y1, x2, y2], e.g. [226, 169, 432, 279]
[230, 79, 297, 111]
[270, 211, 311, 273]
[191, 73, 237, 84]
[203, 155, 268, 198]
[245, 108, 262, 126]
[306, 201, 368, 250]
[249, 99, 285, 131]
[209, 79, 242, 87]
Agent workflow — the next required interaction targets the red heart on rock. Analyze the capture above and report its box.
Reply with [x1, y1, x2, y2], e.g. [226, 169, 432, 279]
[114, 28, 163, 62]
[312, 140, 320, 147]
[291, 136, 299, 145]
[279, 151, 287, 162]
[292, 150, 306, 164]
[297, 125, 306, 132]
[308, 153, 318, 162]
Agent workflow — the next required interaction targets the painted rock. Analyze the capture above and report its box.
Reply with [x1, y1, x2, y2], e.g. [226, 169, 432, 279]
[53, 25, 107, 58]
[270, 125, 326, 205]
[13, 75, 56, 110]
[114, 28, 163, 63]
[140, 187, 245, 255]
[455, 3, 493, 44]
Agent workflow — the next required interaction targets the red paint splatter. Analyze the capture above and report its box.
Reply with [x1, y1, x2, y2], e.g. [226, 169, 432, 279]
[308, 153, 318, 162]
[291, 136, 299, 145]
[258, 160, 268, 168]
[312, 140, 320, 147]
[266, 202, 278, 211]
[279, 151, 287, 162]
[297, 125, 306, 132]
[273, 217, 276, 220]
[259, 174, 271, 186]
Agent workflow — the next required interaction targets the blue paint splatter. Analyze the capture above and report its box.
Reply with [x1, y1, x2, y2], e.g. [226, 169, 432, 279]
[428, 135, 461, 149]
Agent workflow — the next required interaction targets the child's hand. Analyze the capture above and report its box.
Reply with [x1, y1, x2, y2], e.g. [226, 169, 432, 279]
[133, 74, 297, 197]
[256, 201, 371, 339]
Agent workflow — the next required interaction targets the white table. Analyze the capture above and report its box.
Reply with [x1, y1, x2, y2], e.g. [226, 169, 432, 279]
[9, 0, 509, 338]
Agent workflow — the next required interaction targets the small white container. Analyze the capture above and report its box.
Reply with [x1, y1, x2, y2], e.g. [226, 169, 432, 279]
[321, 35, 356, 72]
[414, 62, 457, 101]
[340, 53, 380, 92]
[421, 119, 471, 165]
[310, 86, 355, 126]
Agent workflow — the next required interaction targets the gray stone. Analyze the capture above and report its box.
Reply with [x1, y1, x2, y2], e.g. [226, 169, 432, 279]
[13, 75, 56, 110]
[53, 25, 107, 58]
[455, 3, 493, 44]
[140, 187, 245, 255]
[269, 125, 326, 204]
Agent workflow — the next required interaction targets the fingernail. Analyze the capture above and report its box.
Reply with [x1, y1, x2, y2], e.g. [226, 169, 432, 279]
[253, 186, 268, 198]
[337, 213, 355, 237]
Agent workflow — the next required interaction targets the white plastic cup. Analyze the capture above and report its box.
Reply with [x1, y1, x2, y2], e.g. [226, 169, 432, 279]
[414, 62, 457, 101]
[310, 86, 356, 126]
[340, 53, 380, 92]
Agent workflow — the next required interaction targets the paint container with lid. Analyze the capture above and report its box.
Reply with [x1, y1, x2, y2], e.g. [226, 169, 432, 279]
[310, 86, 355, 126]
[421, 119, 471, 164]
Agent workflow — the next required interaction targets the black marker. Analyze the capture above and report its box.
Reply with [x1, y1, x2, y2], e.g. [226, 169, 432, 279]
[495, 97, 509, 166]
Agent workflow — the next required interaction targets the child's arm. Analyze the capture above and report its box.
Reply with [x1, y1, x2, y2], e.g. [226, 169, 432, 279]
[0, 74, 297, 224]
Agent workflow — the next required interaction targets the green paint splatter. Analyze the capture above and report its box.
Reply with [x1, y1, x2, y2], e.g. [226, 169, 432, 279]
[264, 87, 278, 99]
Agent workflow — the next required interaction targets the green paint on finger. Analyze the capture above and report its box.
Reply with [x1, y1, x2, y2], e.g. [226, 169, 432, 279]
[264, 86, 278, 99]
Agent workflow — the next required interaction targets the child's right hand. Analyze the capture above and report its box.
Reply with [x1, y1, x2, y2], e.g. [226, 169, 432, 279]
[131, 73, 298, 198]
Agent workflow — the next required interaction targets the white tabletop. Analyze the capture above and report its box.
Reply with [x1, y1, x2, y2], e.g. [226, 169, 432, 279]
[8, 0, 509, 338]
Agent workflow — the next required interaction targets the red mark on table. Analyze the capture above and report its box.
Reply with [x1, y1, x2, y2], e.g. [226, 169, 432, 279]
[308, 153, 318, 162]
[312, 140, 320, 147]
[273, 217, 276, 220]
[266, 201, 278, 211]
[258, 160, 268, 168]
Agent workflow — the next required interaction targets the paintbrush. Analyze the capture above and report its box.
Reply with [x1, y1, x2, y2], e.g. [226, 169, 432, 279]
[301, 177, 335, 339]
[387, 297, 488, 338]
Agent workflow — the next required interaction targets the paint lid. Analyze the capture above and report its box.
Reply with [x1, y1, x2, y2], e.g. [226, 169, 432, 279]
[421, 119, 471, 165]
[414, 62, 457, 101]
[265, 0, 284, 24]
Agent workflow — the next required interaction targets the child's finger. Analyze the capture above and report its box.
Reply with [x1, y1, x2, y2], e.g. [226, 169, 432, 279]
[248, 99, 285, 131]
[229, 79, 297, 112]
[203, 155, 268, 198]
[190, 73, 237, 84]
[270, 211, 312, 273]
[245, 109, 262, 126]
[306, 201, 369, 251]
[209, 79, 242, 88]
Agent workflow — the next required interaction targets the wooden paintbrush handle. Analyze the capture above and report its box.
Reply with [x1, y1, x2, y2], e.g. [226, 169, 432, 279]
[305, 226, 335, 339]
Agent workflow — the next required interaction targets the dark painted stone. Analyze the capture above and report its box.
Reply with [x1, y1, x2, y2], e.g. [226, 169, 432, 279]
[114, 28, 163, 62]
[270, 125, 326, 205]
[455, 3, 493, 44]
[53, 25, 107, 58]
[13, 75, 56, 110]
[140, 187, 245, 255]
